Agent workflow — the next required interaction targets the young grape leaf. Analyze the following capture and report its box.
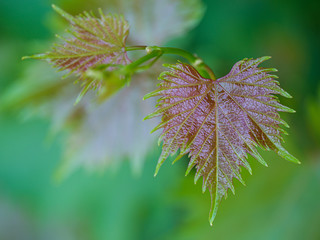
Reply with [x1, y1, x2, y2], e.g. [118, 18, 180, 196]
[144, 57, 300, 225]
[23, 5, 130, 101]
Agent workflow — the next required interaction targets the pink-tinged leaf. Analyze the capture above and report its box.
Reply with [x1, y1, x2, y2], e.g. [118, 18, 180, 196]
[145, 57, 299, 225]
[24, 5, 130, 77]
[22, 5, 131, 103]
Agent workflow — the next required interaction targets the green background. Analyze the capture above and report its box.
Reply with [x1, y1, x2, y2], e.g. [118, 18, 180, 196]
[0, 0, 319, 239]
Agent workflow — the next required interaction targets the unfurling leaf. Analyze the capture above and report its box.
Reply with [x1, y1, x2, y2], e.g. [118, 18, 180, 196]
[145, 57, 300, 225]
[23, 5, 130, 101]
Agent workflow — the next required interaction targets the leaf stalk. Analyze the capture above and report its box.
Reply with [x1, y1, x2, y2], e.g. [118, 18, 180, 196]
[125, 46, 216, 80]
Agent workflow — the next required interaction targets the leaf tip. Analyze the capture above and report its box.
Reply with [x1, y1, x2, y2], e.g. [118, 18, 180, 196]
[209, 199, 219, 226]
[22, 54, 48, 60]
[185, 159, 196, 176]
[261, 56, 272, 61]
[143, 115, 151, 121]
[172, 153, 185, 165]
[149, 127, 158, 134]
[194, 172, 201, 184]
[280, 90, 293, 98]
[74, 92, 84, 105]
[202, 184, 207, 194]
[52, 4, 74, 23]
[51, 4, 61, 14]
[185, 167, 192, 176]
[154, 166, 160, 177]
[154, 153, 168, 177]
[280, 150, 300, 164]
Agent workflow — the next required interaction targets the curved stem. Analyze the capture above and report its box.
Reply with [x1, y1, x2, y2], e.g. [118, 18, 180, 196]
[125, 49, 162, 72]
[160, 47, 216, 80]
[125, 46, 147, 51]
[125, 46, 216, 80]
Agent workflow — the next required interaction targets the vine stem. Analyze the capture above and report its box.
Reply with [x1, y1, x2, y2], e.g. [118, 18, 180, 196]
[125, 46, 216, 80]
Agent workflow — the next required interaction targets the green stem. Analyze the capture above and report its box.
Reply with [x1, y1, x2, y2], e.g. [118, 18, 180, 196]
[125, 45, 216, 80]
[125, 46, 147, 52]
[125, 49, 162, 72]
[160, 47, 216, 80]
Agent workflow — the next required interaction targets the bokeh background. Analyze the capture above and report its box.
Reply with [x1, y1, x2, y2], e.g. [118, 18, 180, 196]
[0, 0, 319, 239]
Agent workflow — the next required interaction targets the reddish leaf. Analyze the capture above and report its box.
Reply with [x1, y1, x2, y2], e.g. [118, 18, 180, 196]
[23, 5, 131, 102]
[25, 5, 130, 76]
[145, 57, 299, 224]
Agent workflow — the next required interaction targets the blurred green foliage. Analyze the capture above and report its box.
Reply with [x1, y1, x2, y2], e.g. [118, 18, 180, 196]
[0, 0, 319, 239]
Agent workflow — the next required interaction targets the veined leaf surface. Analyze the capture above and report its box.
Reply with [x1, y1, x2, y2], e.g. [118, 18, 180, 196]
[23, 5, 131, 102]
[145, 57, 299, 224]
[25, 5, 130, 76]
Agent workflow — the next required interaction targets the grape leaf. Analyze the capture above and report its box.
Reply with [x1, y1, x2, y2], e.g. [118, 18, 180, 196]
[29, 5, 130, 73]
[145, 57, 300, 224]
[23, 5, 130, 100]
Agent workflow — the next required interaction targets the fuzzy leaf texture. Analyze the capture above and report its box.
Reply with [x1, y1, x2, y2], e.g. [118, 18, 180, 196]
[145, 57, 300, 225]
[24, 5, 130, 101]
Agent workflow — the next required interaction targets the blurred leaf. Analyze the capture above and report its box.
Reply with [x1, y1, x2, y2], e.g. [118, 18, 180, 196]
[145, 58, 298, 224]
[96, 0, 205, 45]
[57, 74, 159, 178]
[0, 63, 70, 112]
[0, 61, 83, 132]
[1, 61, 159, 177]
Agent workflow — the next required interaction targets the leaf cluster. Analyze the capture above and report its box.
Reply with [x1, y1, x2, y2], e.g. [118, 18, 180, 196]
[20, 5, 299, 225]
